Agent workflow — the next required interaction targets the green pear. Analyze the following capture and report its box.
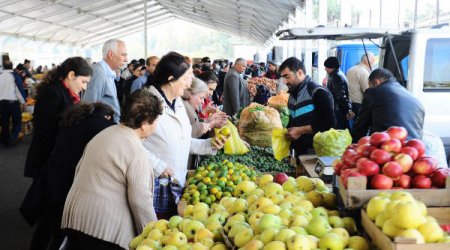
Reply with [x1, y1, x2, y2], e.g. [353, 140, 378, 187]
[328, 216, 345, 228]
[234, 228, 254, 247]
[286, 234, 311, 250]
[169, 216, 183, 229]
[306, 217, 332, 238]
[342, 217, 358, 236]
[258, 214, 282, 232]
[319, 233, 345, 250]
[275, 228, 296, 243]
[348, 236, 369, 250]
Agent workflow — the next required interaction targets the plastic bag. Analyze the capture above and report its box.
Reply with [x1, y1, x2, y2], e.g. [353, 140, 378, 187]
[313, 129, 352, 156]
[239, 103, 282, 147]
[215, 120, 249, 155]
[272, 128, 291, 161]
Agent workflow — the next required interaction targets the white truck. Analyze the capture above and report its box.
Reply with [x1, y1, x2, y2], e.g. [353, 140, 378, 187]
[276, 26, 450, 164]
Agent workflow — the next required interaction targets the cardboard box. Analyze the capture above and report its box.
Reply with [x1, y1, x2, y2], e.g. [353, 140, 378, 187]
[361, 208, 450, 250]
[337, 176, 450, 208]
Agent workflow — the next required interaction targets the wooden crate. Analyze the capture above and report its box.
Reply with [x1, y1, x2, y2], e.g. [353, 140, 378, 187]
[361, 208, 450, 250]
[338, 176, 450, 208]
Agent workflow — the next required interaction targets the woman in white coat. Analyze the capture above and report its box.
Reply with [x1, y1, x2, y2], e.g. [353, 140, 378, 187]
[143, 52, 226, 219]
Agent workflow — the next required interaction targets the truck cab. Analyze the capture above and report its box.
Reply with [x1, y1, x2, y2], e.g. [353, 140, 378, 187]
[276, 26, 450, 161]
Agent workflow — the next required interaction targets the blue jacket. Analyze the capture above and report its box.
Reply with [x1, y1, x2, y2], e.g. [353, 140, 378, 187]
[83, 60, 120, 123]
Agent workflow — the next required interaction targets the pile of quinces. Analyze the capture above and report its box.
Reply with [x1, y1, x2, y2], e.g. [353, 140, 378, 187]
[131, 174, 370, 250]
[366, 190, 450, 243]
[182, 160, 258, 205]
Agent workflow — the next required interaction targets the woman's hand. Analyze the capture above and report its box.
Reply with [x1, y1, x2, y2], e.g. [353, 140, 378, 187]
[161, 167, 174, 177]
[211, 134, 229, 150]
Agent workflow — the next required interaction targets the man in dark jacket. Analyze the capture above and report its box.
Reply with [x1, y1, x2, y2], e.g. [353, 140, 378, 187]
[279, 57, 336, 155]
[352, 68, 425, 141]
[324, 57, 354, 129]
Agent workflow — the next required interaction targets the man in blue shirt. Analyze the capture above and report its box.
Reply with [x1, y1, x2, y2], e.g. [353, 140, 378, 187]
[83, 39, 128, 123]
[130, 56, 159, 93]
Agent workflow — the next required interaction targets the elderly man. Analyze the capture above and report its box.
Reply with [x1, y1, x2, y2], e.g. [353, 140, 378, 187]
[279, 57, 335, 155]
[222, 58, 250, 116]
[346, 52, 376, 120]
[83, 39, 128, 123]
[131, 56, 160, 92]
[352, 68, 425, 141]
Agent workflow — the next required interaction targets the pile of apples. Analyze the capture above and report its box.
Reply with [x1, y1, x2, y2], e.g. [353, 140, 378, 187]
[131, 174, 370, 250]
[334, 126, 450, 189]
[366, 191, 450, 243]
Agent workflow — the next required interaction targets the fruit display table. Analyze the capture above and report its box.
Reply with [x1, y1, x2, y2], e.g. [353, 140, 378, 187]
[361, 207, 450, 250]
[337, 175, 450, 209]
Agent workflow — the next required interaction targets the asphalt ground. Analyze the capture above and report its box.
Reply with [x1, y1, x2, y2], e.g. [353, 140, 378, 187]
[0, 135, 33, 249]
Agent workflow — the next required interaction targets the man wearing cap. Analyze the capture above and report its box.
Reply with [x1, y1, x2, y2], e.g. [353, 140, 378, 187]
[0, 61, 26, 147]
[324, 56, 354, 130]
[264, 61, 280, 80]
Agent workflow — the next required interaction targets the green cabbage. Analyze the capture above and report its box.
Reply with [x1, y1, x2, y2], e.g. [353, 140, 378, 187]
[313, 129, 352, 156]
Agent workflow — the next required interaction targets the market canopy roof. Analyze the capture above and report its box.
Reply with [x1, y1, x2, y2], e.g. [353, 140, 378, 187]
[0, 0, 301, 47]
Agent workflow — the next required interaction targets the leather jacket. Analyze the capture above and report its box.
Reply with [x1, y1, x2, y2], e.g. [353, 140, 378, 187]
[352, 79, 425, 141]
[326, 69, 352, 115]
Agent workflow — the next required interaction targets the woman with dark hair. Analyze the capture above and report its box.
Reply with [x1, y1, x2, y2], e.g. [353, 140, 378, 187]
[198, 71, 226, 121]
[62, 89, 162, 250]
[143, 51, 227, 219]
[24, 57, 93, 179]
[22, 102, 115, 250]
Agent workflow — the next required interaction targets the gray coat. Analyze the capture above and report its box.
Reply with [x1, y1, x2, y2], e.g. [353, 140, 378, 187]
[222, 67, 250, 116]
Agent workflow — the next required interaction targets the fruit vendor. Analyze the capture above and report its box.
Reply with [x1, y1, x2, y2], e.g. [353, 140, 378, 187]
[352, 68, 425, 141]
[279, 57, 336, 155]
[143, 52, 227, 219]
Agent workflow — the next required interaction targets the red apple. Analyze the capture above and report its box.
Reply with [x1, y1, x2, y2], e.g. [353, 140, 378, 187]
[370, 132, 391, 147]
[412, 175, 432, 189]
[405, 139, 426, 157]
[394, 174, 411, 188]
[357, 144, 377, 158]
[370, 149, 392, 165]
[382, 161, 404, 179]
[370, 174, 394, 189]
[431, 168, 450, 188]
[381, 139, 402, 153]
[343, 149, 360, 167]
[412, 156, 438, 175]
[346, 144, 358, 150]
[393, 153, 414, 173]
[357, 158, 380, 177]
[387, 126, 408, 142]
[333, 160, 345, 176]
[400, 146, 419, 161]
[274, 173, 289, 184]
[357, 136, 371, 146]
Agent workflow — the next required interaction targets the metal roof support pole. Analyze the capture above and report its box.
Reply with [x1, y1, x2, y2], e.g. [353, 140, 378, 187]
[304, 0, 313, 76]
[379, 0, 383, 27]
[436, 0, 440, 25]
[294, 7, 303, 59]
[413, 0, 418, 28]
[144, 0, 148, 58]
[318, 0, 327, 84]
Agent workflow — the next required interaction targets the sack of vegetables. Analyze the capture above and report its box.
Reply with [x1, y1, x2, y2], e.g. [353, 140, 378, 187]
[239, 103, 282, 147]
[313, 128, 352, 156]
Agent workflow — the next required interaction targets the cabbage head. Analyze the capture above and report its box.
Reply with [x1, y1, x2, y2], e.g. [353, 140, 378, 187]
[313, 129, 352, 156]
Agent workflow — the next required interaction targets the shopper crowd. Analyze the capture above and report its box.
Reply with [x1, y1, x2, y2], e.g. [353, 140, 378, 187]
[0, 37, 427, 250]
